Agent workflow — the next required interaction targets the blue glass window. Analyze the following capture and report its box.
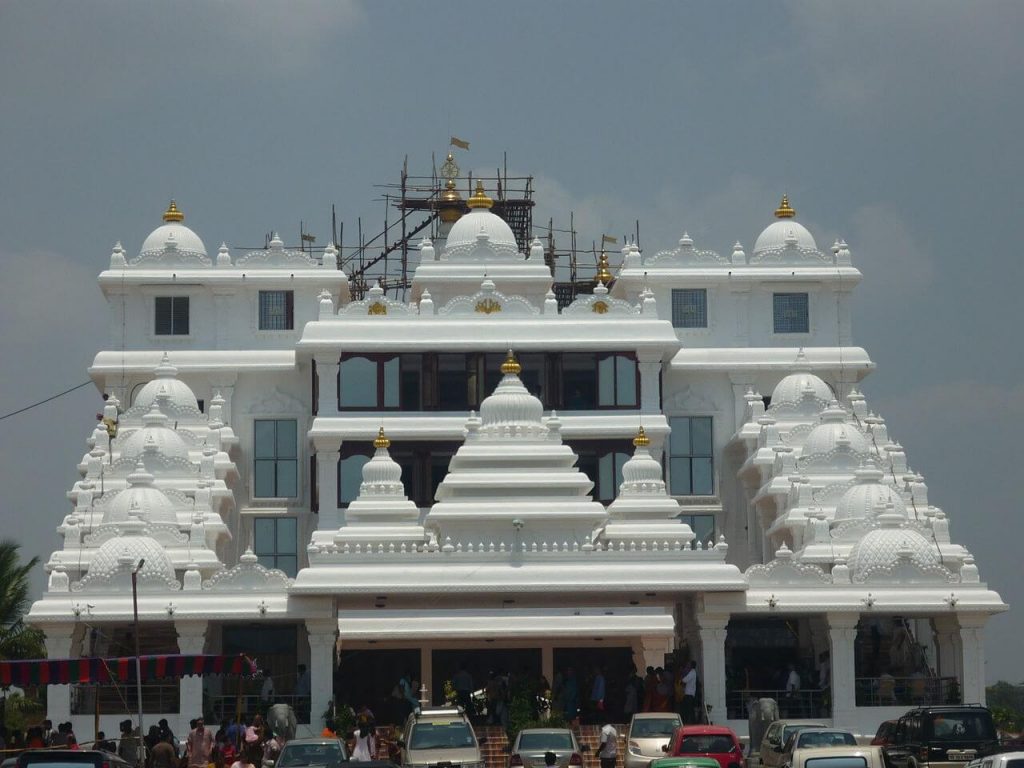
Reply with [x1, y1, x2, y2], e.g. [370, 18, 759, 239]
[259, 290, 294, 330]
[672, 289, 708, 328]
[669, 416, 714, 495]
[773, 292, 809, 333]
[254, 419, 298, 498]
[253, 517, 298, 577]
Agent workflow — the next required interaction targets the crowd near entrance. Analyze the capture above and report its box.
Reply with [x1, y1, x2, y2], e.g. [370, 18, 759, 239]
[332, 645, 712, 727]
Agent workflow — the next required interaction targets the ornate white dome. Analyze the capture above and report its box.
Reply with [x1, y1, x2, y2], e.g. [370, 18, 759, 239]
[101, 462, 179, 526]
[130, 354, 201, 419]
[78, 534, 179, 591]
[477, 353, 546, 436]
[120, 404, 191, 461]
[619, 428, 666, 492]
[834, 466, 907, 522]
[359, 430, 405, 493]
[801, 402, 871, 458]
[770, 351, 833, 406]
[443, 183, 519, 261]
[847, 514, 940, 582]
[754, 220, 817, 255]
[139, 202, 207, 258]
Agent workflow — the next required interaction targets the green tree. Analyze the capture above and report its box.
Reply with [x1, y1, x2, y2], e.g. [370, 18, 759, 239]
[0, 540, 45, 661]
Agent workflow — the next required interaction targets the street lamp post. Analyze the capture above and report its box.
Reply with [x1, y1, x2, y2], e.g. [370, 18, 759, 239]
[132, 559, 145, 768]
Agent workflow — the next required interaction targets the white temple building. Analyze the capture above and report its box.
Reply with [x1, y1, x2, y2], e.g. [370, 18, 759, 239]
[28, 181, 1005, 738]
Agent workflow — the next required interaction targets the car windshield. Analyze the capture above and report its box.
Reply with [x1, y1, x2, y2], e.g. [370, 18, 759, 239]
[278, 744, 346, 767]
[926, 713, 996, 741]
[783, 726, 826, 744]
[518, 734, 574, 751]
[805, 758, 868, 768]
[797, 733, 857, 749]
[633, 719, 680, 737]
[409, 722, 476, 750]
[1005, 761, 1024, 768]
[678, 736, 735, 754]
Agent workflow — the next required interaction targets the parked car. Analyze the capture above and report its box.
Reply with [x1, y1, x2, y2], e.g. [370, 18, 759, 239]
[779, 729, 859, 768]
[661, 725, 744, 768]
[398, 706, 485, 768]
[760, 722, 828, 768]
[650, 757, 722, 768]
[964, 751, 1024, 768]
[275, 738, 349, 768]
[884, 706, 1000, 768]
[791, 747, 887, 768]
[508, 728, 585, 768]
[625, 713, 684, 768]
[872, 722, 900, 748]
[14, 751, 133, 768]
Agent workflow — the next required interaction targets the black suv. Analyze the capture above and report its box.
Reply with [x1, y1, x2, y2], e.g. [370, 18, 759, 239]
[885, 706, 1000, 768]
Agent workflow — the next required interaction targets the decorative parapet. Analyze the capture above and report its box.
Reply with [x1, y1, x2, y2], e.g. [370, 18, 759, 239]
[746, 544, 832, 585]
[235, 233, 323, 268]
[644, 233, 728, 267]
[438, 279, 538, 316]
[202, 549, 292, 591]
[339, 282, 414, 317]
[562, 284, 639, 316]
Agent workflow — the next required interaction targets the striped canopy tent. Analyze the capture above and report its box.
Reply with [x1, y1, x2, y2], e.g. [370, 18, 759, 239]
[0, 654, 259, 687]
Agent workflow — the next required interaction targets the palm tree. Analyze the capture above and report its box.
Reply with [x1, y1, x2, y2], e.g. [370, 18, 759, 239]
[0, 540, 45, 661]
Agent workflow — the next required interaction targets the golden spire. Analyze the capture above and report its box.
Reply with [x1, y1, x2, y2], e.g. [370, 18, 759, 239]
[596, 251, 613, 284]
[633, 426, 651, 448]
[373, 427, 391, 449]
[163, 200, 184, 223]
[774, 194, 796, 219]
[467, 180, 494, 210]
[500, 349, 521, 375]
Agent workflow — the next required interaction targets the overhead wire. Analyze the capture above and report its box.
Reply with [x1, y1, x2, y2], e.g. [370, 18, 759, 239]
[0, 381, 94, 421]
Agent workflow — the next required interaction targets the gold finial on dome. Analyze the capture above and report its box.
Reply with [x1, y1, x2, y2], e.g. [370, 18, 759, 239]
[500, 349, 521, 375]
[633, 426, 651, 447]
[373, 427, 391, 449]
[163, 200, 185, 223]
[596, 251, 613, 284]
[467, 180, 494, 210]
[774, 194, 796, 219]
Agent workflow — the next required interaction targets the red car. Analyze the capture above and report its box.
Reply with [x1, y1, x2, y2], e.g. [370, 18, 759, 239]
[663, 726, 744, 768]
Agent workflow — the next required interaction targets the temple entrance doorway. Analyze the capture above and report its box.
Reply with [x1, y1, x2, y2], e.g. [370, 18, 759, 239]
[337, 648, 420, 725]
[431, 647, 540, 721]
[553, 646, 634, 723]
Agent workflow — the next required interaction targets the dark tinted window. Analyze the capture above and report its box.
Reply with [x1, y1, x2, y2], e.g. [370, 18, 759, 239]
[805, 759, 867, 768]
[926, 712, 996, 741]
[409, 722, 475, 749]
[517, 733, 574, 750]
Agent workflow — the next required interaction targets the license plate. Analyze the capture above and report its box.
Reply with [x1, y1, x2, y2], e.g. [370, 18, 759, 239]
[948, 752, 975, 761]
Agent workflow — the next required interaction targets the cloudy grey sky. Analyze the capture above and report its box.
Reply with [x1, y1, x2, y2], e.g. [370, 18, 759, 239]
[1, 1, 1021, 681]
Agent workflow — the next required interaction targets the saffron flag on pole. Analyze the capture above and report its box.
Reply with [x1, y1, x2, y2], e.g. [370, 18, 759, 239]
[450, 137, 470, 150]
[602, 234, 618, 245]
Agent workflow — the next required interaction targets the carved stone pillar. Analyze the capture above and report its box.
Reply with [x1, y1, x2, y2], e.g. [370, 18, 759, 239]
[828, 613, 859, 724]
[306, 620, 337, 727]
[315, 356, 340, 417]
[698, 615, 729, 725]
[176, 620, 208, 735]
[44, 624, 76, 724]
[638, 361, 663, 415]
[958, 615, 987, 704]
[315, 443, 342, 530]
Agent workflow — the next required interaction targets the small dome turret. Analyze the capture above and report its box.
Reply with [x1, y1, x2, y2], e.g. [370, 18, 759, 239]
[847, 513, 940, 582]
[139, 200, 208, 258]
[477, 351, 545, 434]
[444, 182, 520, 261]
[752, 195, 819, 258]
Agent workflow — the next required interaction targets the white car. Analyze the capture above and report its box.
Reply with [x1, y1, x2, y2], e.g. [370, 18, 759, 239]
[966, 752, 1024, 768]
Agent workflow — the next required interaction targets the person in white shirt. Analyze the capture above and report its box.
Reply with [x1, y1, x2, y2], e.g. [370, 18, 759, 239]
[785, 664, 801, 694]
[598, 722, 618, 768]
[260, 670, 276, 704]
[681, 661, 699, 723]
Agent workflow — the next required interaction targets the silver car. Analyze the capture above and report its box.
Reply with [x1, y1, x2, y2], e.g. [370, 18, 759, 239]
[400, 707, 485, 768]
[274, 739, 349, 768]
[509, 728, 585, 768]
[625, 713, 683, 768]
